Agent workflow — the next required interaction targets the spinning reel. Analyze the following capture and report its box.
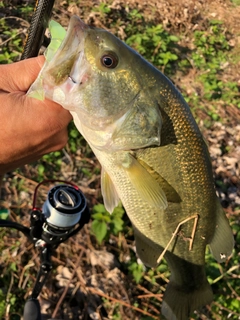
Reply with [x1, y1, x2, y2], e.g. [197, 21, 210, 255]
[0, 180, 90, 320]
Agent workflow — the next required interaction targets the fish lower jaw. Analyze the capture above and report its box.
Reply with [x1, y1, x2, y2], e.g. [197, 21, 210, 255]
[43, 81, 81, 111]
[52, 87, 66, 105]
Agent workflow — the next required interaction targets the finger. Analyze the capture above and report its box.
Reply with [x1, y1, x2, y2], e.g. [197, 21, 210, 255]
[5, 91, 73, 133]
[0, 92, 72, 174]
[25, 95, 73, 130]
[0, 56, 45, 93]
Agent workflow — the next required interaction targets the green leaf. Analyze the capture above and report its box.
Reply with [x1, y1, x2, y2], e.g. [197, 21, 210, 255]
[91, 212, 104, 220]
[128, 262, 144, 283]
[0, 209, 9, 220]
[169, 35, 179, 42]
[10, 296, 16, 305]
[93, 204, 107, 214]
[230, 299, 240, 310]
[10, 262, 17, 272]
[112, 217, 124, 234]
[133, 268, 143, 283]
[70, 128, 80, 138]
[38, 164, 45, 176]
[91, 220, 108, 244]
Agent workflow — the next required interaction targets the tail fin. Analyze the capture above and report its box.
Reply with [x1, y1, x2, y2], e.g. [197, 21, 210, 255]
[161, 281, 213, 320]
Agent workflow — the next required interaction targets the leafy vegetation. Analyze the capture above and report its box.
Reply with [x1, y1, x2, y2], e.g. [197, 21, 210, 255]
[91, 204, 125, 244]
[0, 19, 22, 63]
[124, 11, 179, 74]
[0, 0, 239, 319]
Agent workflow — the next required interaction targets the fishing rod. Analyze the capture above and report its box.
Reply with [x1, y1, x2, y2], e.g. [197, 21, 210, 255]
[14, 1, 86, 319]
[0, 180, 90, 320]
[21, 0, 55, 59]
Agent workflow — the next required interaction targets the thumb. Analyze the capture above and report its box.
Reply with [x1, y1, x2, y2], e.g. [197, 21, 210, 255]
[0, 56, 45, 93]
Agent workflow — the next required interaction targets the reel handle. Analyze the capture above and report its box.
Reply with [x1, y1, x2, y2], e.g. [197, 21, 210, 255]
[23, 299, 41, 320]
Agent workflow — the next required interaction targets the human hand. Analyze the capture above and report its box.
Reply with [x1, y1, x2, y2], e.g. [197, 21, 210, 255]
[0, 56, 72, 174]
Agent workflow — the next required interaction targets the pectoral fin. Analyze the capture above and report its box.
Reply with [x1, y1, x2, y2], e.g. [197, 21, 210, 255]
[209, 200, 234, 262]
[123, 153, 168, 210]
[101, 168, 120, 214]
[138, 159, 181, 204]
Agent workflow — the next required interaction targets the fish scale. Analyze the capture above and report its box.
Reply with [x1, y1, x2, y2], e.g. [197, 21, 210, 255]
[27, 16, 234, 320]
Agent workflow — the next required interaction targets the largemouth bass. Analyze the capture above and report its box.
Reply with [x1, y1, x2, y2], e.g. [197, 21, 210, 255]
[28, 16, 234, 320]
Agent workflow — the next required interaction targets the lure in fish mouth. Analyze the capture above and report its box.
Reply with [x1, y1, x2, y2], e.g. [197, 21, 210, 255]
[28, 15, 234, 320]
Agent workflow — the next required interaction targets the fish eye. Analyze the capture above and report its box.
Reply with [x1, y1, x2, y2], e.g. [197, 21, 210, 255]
[101, 53, 118, 69]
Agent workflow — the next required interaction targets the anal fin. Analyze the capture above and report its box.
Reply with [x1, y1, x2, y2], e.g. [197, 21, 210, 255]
[134, 226, 162, 268]
[209, 199, 234, 262]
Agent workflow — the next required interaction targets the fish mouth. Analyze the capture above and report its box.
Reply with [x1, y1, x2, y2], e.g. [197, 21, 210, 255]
[63, 15, 89, 53]
[69, 15, 90, 34]
[42, 16, 92, 105]
[44, 16, 90, 86]
[61, 15, 89, 50]
[64, 16, 92, 85]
